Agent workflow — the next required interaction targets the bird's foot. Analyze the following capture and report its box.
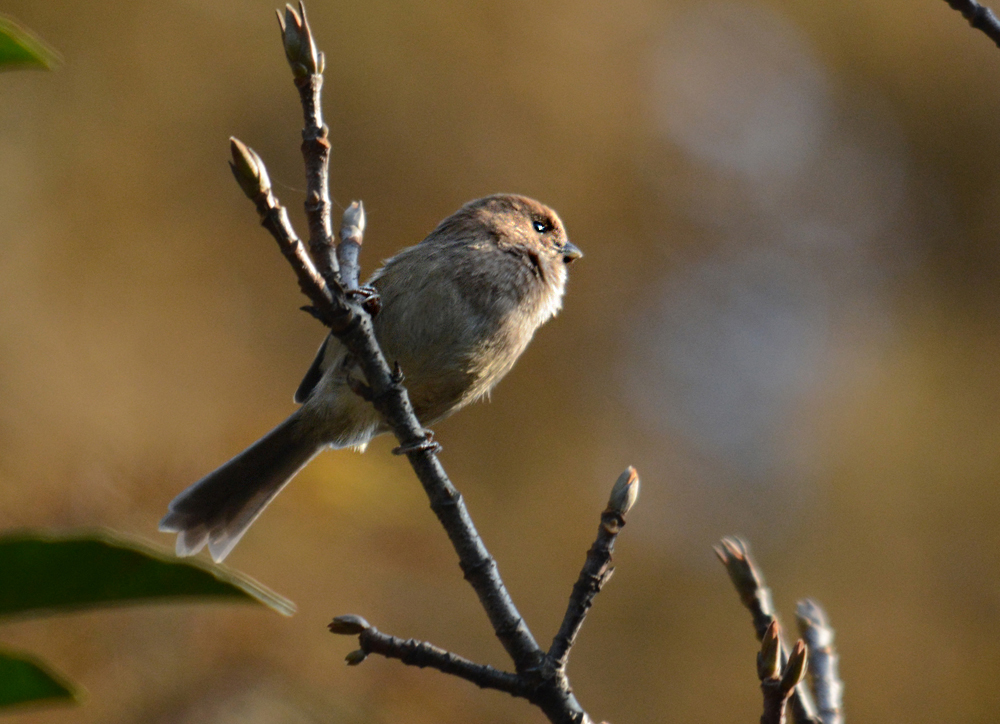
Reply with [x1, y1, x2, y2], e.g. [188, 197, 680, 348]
[392, 430, 441, 456]
[347, 285, 381, 318]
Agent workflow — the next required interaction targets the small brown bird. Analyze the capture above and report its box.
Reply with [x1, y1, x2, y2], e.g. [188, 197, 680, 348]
[160, 194, 581, 561]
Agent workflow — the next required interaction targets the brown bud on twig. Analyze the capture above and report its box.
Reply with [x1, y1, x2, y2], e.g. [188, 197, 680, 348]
[329, 615, 371, 635]
[758, 620, 781, 681]
[276, 1, 324, 77]
[607, 466, 640, 518]
[229, 137, 271, 199]
[780, 640, 809, 695]
[345, 649, 368, 666]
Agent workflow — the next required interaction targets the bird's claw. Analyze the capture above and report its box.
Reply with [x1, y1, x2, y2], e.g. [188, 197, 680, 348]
[348, 285, 382, 318]
[392, 430, 441, 456]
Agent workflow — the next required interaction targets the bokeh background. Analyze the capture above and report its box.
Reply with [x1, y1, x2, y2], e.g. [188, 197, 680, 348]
[2, 0, 999, 721]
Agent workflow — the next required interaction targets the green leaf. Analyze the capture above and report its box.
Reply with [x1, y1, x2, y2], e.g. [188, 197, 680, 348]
[0, 16, 59, 71]
[0, 530, 294, 617]
[0, 649, 79, 709]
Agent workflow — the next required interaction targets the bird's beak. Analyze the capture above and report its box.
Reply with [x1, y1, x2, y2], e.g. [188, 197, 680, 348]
[562, 241, 583, 264]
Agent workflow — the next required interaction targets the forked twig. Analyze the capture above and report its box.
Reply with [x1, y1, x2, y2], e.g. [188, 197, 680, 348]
[715, 538, 822, 724]
[758, 621, 809, 724]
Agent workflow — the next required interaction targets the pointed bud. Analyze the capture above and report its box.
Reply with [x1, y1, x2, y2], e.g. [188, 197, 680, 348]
[277, 2, 320, 76]
[345, 649, 368, 666]
[329, 615, 370, 635]
[607, 466, 640, 517]
[340, 201, 366, 249]
[758, 620, 781, 680]
[341, 200, 366, 237]
[281, 5, 302, 57]
[229, 137, 271, 199]
[297, 2, 320, 73]
[780, 640, 808, 694]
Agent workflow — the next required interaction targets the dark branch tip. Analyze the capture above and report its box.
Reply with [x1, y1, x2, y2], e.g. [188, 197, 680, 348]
[720, 536, 748, 560]
[715, 536, 766, 595]
[329, 614, 371, 635]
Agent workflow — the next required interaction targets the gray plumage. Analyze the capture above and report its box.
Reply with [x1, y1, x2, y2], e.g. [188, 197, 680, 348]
[160, 194, 581, 562]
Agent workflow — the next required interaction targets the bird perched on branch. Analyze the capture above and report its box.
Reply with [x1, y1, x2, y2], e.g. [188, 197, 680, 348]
[160, 194, 582, 562]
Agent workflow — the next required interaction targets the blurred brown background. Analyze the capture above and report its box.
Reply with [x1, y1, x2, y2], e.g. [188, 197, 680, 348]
[2, 0, 999, 721]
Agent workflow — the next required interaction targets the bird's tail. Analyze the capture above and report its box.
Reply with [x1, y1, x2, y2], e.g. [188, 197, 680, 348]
[160, 410, 324, 562]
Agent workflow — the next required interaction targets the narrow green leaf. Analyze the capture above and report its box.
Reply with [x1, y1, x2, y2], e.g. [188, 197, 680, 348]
[0, 17, 59, 70]
[0, 649, 79, 709]
[0, 530, 294, 617]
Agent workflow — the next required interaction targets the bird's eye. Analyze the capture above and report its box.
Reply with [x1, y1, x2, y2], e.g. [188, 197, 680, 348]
[533, 219, 552, 234]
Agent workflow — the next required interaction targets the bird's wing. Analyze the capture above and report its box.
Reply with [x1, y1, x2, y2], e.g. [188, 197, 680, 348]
[294, 336, 329, 404]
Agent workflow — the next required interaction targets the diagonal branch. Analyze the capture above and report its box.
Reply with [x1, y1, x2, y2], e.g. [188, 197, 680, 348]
[229, 134, 546, 678]
[549, 467, 639, 668]
[229, 12, 581, 722]
[227, 6, 652, 723]
[715, 538, 821, 724]
[796, 600, 843, 724]
[944, 0, 1000, 48]
[329, 615, 529, 697]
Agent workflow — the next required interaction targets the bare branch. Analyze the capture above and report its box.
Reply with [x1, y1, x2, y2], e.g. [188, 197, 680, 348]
[944, 0, 1000, 48]
[231, 130, 546, 683]
[549, 467, 639, 668]
[230, 9, 597, 722]
[715, 538, 820, 724]
[796, 600, 843, 724]
[329, 614, 529, 696]
[228, 6, 655, 723]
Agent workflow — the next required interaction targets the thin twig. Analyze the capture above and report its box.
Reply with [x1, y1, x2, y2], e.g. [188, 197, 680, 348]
[549, 467, 639, 668]
[228, 138, 347, 330]
[329, 615, 529, 697]
[277, 2, 340, 289]
[338, 201, 365, 290]
[796, 600, 843, 724]
[715, 538, 820, 724]
[944, 0, 1000, 48]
